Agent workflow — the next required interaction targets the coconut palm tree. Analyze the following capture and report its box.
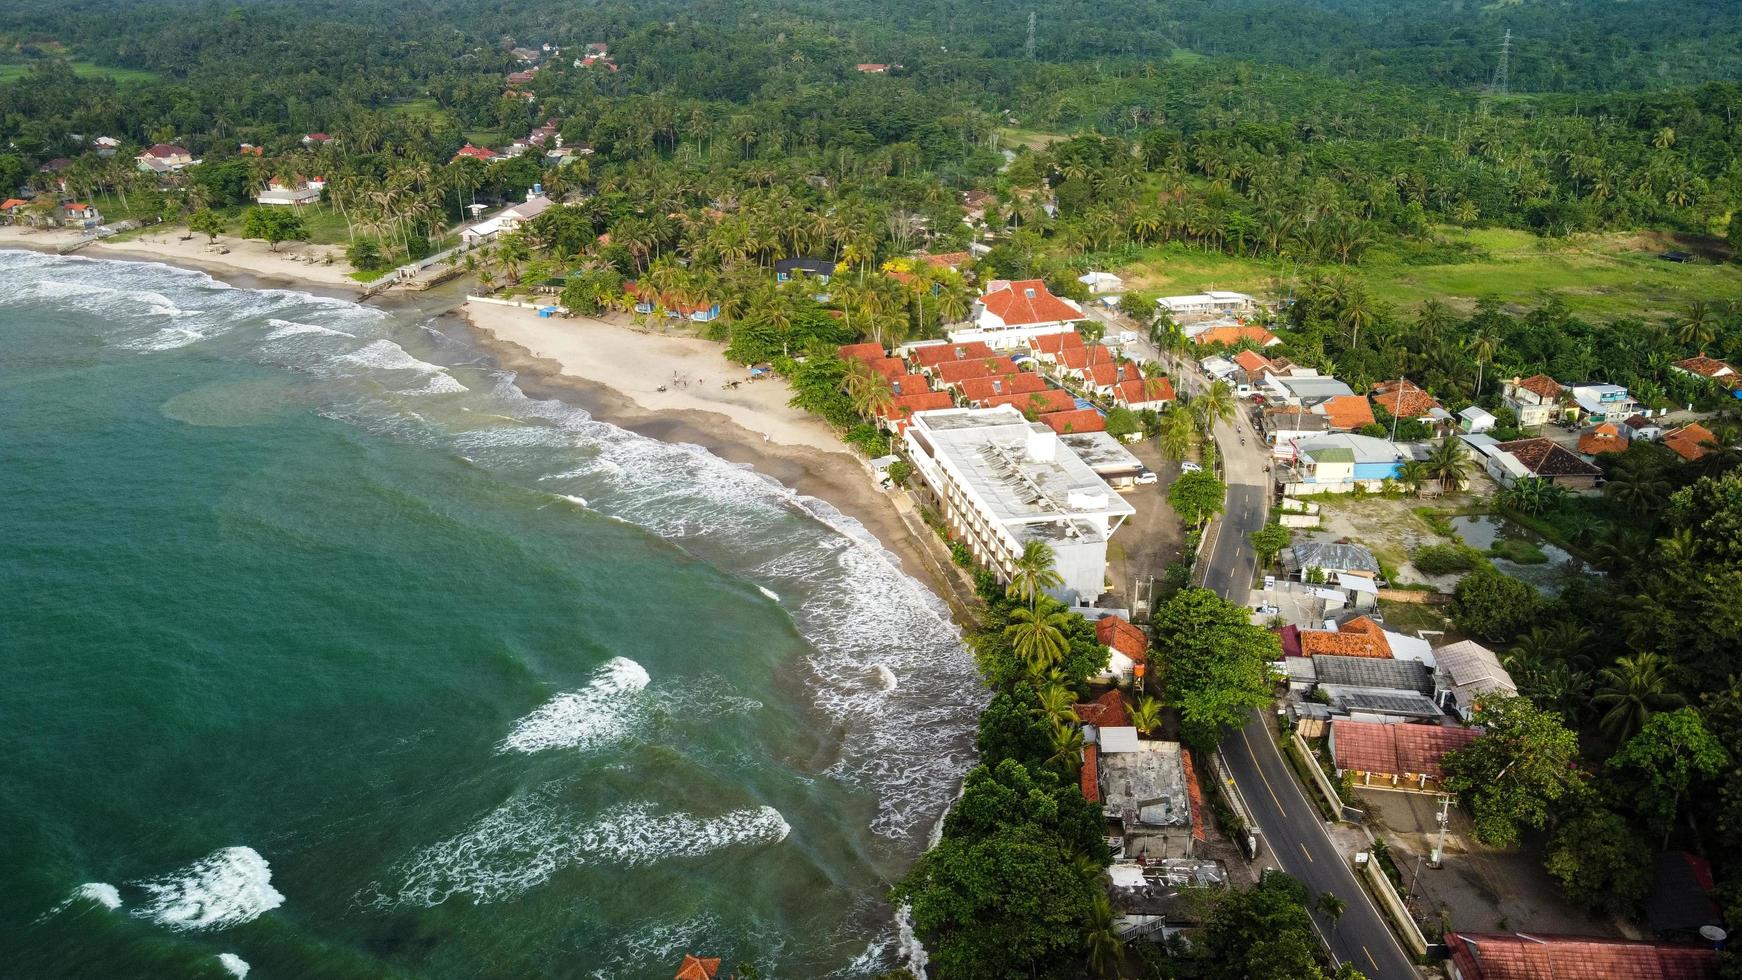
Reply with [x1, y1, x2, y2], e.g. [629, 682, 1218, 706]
[1604, 465, 1669, 513]
[1396, 459, 1431, 498]
[1032, 684, 1079, 727]
[1593, 652, 1685, 742]
[1425, 436, 1469, 493]
[1005, 604, 1072, 674]
[1191, 380, 1237, 434]
[1007, 539, 1064, 610]
[1129, 696, 1162, 736]
[1502, 476, 1566, 516]
[1159, 406, 1198, 460]
[1045, 720, 1085, 776]
[1084, 893, 1124, 978]
[1315, 892, 1347, 959]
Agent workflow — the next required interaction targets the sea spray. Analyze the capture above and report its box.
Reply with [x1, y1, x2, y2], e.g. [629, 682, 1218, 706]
[498, 657, 650, 753]
[132, 846, 285, 932]
[218, 954, 251, 978]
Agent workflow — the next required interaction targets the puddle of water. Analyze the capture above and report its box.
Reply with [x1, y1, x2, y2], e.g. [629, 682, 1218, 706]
[1448, 515, 1588, 595]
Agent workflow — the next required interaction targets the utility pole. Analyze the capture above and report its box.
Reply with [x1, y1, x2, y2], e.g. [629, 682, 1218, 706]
[1025, 12, 1037, 60]
[1490, 29, 1511, 96]
[1429, 794, 1453, 868]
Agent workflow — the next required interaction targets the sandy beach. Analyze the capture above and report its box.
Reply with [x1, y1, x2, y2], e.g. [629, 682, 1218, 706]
[462, 299, 977, 614]
[0, 225, 365, 294]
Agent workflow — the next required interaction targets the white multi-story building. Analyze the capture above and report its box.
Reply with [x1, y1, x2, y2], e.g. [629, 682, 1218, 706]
[951, 279, 1084, 349]
[1156, 291, 1258, 321]
[903, 406, 1134, 604]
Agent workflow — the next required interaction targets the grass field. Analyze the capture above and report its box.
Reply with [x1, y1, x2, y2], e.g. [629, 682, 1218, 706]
[0, 60, 160, 84]
[1108, 227, 1741, 321]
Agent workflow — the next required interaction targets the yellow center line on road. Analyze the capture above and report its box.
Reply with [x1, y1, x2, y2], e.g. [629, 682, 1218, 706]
[1238, 728, 1285, 811]
[1299, 842, 1314, 864]
[1365, 947, 1379, 970]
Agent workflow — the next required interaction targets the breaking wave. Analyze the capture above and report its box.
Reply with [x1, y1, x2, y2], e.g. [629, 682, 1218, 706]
[39, 882, 123, 921]
[378, 794, 790, 907]
[218, 954, 251, 978]
[132, 846, 285, 932]
[498, 657, 651, 754]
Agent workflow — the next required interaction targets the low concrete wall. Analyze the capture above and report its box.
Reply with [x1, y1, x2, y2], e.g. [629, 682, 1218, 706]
[1376, 589, 1449, 604]
[1358, 851, 1429, 957]
[1290, 731, 1346, 820]
[466, 294, 565, 312]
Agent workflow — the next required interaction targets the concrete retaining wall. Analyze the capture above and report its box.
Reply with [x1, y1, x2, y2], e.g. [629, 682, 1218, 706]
[1358, 851, 1429, 957]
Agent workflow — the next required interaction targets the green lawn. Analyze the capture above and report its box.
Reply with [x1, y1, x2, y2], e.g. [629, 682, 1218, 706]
[0, 60, 160, 84]
[1109, 227, 1742, 321]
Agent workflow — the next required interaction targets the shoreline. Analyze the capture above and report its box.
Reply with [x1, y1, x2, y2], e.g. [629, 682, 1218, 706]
[458, 302, 980, 620]
[1, 232, 978, 620]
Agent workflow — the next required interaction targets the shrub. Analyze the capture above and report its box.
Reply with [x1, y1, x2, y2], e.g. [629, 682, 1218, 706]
[1412, 542, 1485, 576]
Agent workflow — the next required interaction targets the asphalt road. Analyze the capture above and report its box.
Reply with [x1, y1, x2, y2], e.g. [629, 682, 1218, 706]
[1200, 400, 1422, 980]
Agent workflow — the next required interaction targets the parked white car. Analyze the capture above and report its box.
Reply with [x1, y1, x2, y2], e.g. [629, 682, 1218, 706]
[1118, 330, 1140, 345]
[1180, 461, 1203, 474]
[1135, 468, 1158, 485]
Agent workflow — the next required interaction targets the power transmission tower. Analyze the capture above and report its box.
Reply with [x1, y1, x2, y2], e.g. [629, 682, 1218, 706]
[1490, 29, 1511, 95]
[1025, 12, 1037, 60]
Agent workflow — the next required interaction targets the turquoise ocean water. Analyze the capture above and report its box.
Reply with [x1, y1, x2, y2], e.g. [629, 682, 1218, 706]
[0, 250, 981, 978]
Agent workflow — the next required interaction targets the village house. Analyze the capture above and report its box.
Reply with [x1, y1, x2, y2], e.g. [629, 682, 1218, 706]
[1672, 354, 1741, 395]
[627, 282, 722, 322]
[1094, 615, 1148, 684]
[1111, 374, 1175, 412]
[1621, 413, 1665, 442]
[1286, 541, 1381, 589]
[1577, 422, 1628, 457]
[959, 278, 1084, 349]
[302, 133, 332, 146]
[1094, 731, 1204, 860]
[92, 136, 121, 156]
[1192, 323, 1281, 349]
[1155, 291, 1259, 322]
[1283, 433, 1404, 492]
[57, 202, 102, 228]
[1432, 640, 1517, 721]
[1663, 422, 1719, 462]
[1443, 931, 1718, 980]
[256, 178, 322, 206]
[1501, 374, 1564, 428]
[1040, 408, 1107, 435]
[1459, 405, 1496, 433]
[954, 372, 1050, 407]
[135, 143, 193, 173]
[774, 256, 836, 285]
[959, 189, 997, 225]
[854, 62, 900, 73]
[878, 391, 955, 433]
[1568, 382, 1639, 423]
[981, 388, 1077, 417]
[1329, 720, 1477, 792]
[1369, 379, 1441, 423]
[452, 144, 499, 163]
[1077, 271, 1124, 293]
[1487, 437, 1602, 489]
[460, 191, 553, 245]
[902, 405, 1134, 604]
[1263, 407, 1334, 458]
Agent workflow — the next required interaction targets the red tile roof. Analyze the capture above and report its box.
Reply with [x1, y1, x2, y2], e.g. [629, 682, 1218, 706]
[882, 390, 954, 421]
[1332, 720, 1478, 777]
[1578, 423, 1629, 456]
[1030, 331, 1086, 356]
[1302, 616, 1392, 659]
[888, 373, 928, 397]
[1496, 438, 1603, 477]
[1673, 355, 1735, 380]
[1041, 409, 1106, 434]
[866, 356, 908, 381]
[1664, 422, 1718, 462]
[0, 198, 27, 211]
[1059, 344, 1117, 373]
[980, 279, 1083, 327]
[1195, 324, 1278, 347]
[934, 356, 1018, 384]
[674, 955, 722, 980]
[1088, 361, 1140, 388]
[1319, 394, 1377, 431]
[1180, 747, 1208, 842]
[1513, 374, 1563, 401]
[1233, 348, 1275, 375]
[920, 251, 971, 270]
[1114, 376, 1175, 406]
[1080, 741, 1100, 802]
[1370, 379, 1441, 419]
[957, 372, 1047, 404]
[911, 341, 996, 367]
[453, 144, 499, 161]
[982, 388, 1077, 415]
[142, 143, 189, 158]
[838, 342, 885, 362]
[1095, 616, 1149, 663]
[1445, 932, 1719, 980]
[1075, 689, 1129, 728]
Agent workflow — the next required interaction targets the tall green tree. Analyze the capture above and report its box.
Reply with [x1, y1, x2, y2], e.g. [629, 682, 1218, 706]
[1607, 706, 1728, 842]
[1442, 695, 1585, 847]
[1150, 588, 1278, 747]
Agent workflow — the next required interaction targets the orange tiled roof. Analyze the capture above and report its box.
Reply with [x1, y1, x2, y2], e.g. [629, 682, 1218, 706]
[1195, 324, 1278, 347]
[1446, 932, 1719, 980]
[1114, 376, 1174, 406]
[1664, 422, 1718, 462]
[1075, 689, 1129, 728]
[1030, 331, 1086, 356]
[1370, 380, 1441, 419]
[1232, 348, 1274, 374]
[982, 388, 1077, 415]
[1080, 741, 1100, 802]
[1, 198, 28, 210]
[838, 342, 885, 362]
[1095, 616, 1149, 662]
[1496, 438, 1603, 477]
[934, 356, 1018, 384]
[920, 251, 971, 270]
[1303, 616, 1392, 659]
[882, 390, 954, 421]
[1578, 423, 1629, 456]
[1041, 408, 1106, 433]
[911, 341, 996, 367]
[674, 955, 722, 980]
[866, 356, 908, 380]
[1331, 719, 1478, 778]
[1088, 361, 1143, 389]
[1180, 747, 1207, 842]
[1513, 374, 1563, 400]
[980, 279, 1083, 327]
[1318, 394, 1377, 431]
[957, 372, 1047, 403]
[1673, 355, 1735, 379]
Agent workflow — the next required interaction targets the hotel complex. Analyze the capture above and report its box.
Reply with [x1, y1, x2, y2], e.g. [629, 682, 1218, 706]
[902, 406, 1135, 604]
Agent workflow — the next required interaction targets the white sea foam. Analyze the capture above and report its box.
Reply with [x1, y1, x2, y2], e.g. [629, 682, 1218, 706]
[498, 657, 650, 754]
[335, 339, 445, 374]
[39, 881, 124, 921]
[264, 318, 355, 340]
[757, 585, 780, 602]
[557, 493, 589, 508]
[132, 846, 285, 932]
[122, 326, 206, 350]
[873, 664, 899, 691]
[218, 953, 251, 978]
[382, 795, 790, 907]
[403, 372, 469, 395]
